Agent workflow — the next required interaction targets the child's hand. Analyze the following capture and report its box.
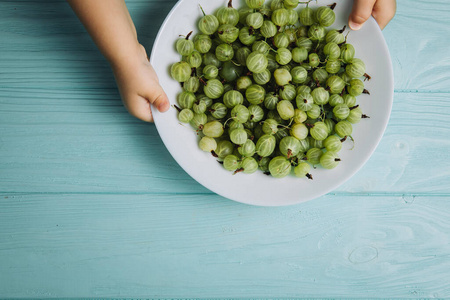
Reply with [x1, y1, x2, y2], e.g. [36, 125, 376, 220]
[112, 44, 170, 122]
[349, 0, 396, 31]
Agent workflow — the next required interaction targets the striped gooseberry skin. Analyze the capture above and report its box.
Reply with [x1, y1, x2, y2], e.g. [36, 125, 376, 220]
[246, 52, 268, 74]
[252, 40, 271, 55]
[308, 24, 326, 41]
[246, 84, 266, 105]
[230, 128, 248, 145]
[323, 135, 343, 152]
[347, 79, 365, 97]
[329, 94, 344, 107]
[248, 105, 265, 122]
[238, 139, 256, 157]
[296, 92, 314, 111]
[335, 120, 353, 138]
[178, 108, 194, 123]
[333, 104, 350, 120]
[311, 87, 330, 105]
[184, 51, 202, 68]
[245, 0, 265, 9]
[279, 136, 301, 158]
[312, 68, 329, 85]
[231, 104, 250, 123]
[320, 151, 340, 169]
[326, 29, 345, 44]
[268, 156, 291, 178]
[223, 90, 244, 108]
[292, 47, 308, 63]
[194, 34, 212, 53]
[270, 0, 284, 10]
[308, 53, 320, 67]
[293, 109, 307, 123]
[286, 9, 298, 25]
[199, 136, 217, 152]
[198, 15, 219, 35]
[279, 84, 296, 101]
[315, 6, 336, 27]
[203, 65, 219, 80]
[260, 20, 278, 38]
[291, 66, 308, 84]
[218, 24, 239, 43]
[275, 48, 292, 65]
[215, 140, 234, 159]
[253, 69, 271, 85]
[183, 76, 200, 93]
[307, 104, 321, 119]
[327, 75, 346, 94]
[323, 42, 340, 60]
[204, 79, 224, 99]
[170, 61, 191, 82]
[236, 47, 251, 66]
[215, 43, 234, 62]
[210, 102, 228, 119]
[264, 93, 279, 110]
[299, 7, 314, 26]
[202, 121, 224, 138]
[223, 154, 241, 171]
[306, 147, 323, 165]
[340, 44, 356, 63]
[177, 91, 196, 109]
[294, 162, 311, 178]
[343, 94, 357, 107]
[189, 113, 207, 131]
[236, 76, 252, 91]
[325, 59, 341, 74]
[284, 0, 299, 9]
[262, 118, 278, 135]
[175, 37, 194, 56]
[346, 58, 366, 78]
[215, 3, 240, 26]
[273, 32, 290, 48]
[296, 37, 313, 51]
[239, 27, 257, 45]
[241, 157, 259, 174]
[271, 8, 289, 26]
[256, 134, 277, 157]
[310, 121, 329, 141]
[246, 12, 264, 29]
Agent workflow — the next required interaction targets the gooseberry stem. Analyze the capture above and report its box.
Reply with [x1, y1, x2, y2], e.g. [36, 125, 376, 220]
[363, 89, 370, 95]
[199, 5, 206, 16]
[340, 136, 347, 143]
[328, 3, 337, 10]
[364, 73, 371, 81]
[173, 104, 182, 112]
[338, 25, 346, 33]
[185, 31, 193, 40]
[362, 114, 370, 118]
[227, 0, 233, 8]
[350, 105, 359, 110]
[233, 168, 244, 175]
[211, 150, 218, 157]
[306, 173, 313, 180]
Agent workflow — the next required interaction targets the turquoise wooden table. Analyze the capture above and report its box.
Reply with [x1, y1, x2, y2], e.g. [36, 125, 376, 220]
[1, 0, 449, 298]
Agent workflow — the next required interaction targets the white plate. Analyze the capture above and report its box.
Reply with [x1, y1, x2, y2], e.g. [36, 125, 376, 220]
[150, 0, 394, 206]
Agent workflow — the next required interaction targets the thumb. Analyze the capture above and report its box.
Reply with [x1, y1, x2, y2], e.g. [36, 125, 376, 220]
[145, 82, 170, 114]
[348, 0, 377, 30]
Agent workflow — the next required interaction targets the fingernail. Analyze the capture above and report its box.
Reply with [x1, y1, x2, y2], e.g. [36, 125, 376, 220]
[158, 101, 170, 112]
[349, 21, 362, 31]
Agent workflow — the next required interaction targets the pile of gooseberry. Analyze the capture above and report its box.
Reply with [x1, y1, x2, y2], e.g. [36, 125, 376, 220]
[170, 0, 370, 179]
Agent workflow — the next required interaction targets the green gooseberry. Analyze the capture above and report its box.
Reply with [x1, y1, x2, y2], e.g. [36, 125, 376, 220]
[323, 135, 343, 152]
[310, 121, 329, 141]
[291, 66, 308, 84]
[245, 0, 265, 9]
[335, 120, 353, 137]
[203, 120, 224, 138]
[274, 68, 292, 86]
[327, 75, 346, 94]
[175, 33, 194, 56]
[292, 47, 308, 63]
[260, 20, 278, 38]
[239, 26, 257, 45]
[329, 94, 344, 107]
[340, 43, 355, 63]
[269, 156, 291, 178]
[246, 51, 268, 74]
[218, 24, 239, 43]
[246, 84, 266, 105]
[306, 147, 323, 165]
[346, 58, 366, 78]
[236, 76, 253, 91]
[223, 90, 244, 108]
[253, 69, 271, 85]
[290, 122, 309, 140]
[246, 12, 264, 29]
[277, 100, 295, 120]
[215, 43, 234, 61]
[189, 113, 207, 131]
[241, 157, 259, 174]
[210, 102, 228, 119]
[320, 151, 341, 169]
[271, 8, 289, 26]
[198, 14, 219, 35]
[308, 24, 326, 41]
[194, 34, 212, 53]
[183, 76, 200, 93]
[325, 59, 341, 74]
[307, 104, 321, 119]
[296, 92, 314, 111]
[199, 136, 217, 152]
[229, 128, 248, 145]
[204, 79, 224, 99]
[231, 104, 250, 123]
[170, 61, 191, 82]
[236, 47, 251, 66]
[256, 134, 277, 157]
[279, 84, 296, 101]
[312, 68, 329, 84]
[178, 108, 194, 123]
[311, 87, 330, 105]
[299, 7, 314, 26]
[177, 91, 196, 109]
[223, 154, 241, 171]
[203, 64, 219, 80]
[215, 0, 240, 26]
[238, 139, 256, 157]
[280, 136, 301, 158]
[296, 37, 313, 51]
[248, 104, 265, 122]
[262, 118, 279, 135]
[347, 78, 365, 96]
[276, 48, 292, 65]
[333, 103, 350, 120]
[294, 162, 311, 178]
[264, 93, 279, 110]
[315, 6, 336, 27]
[215, 140, 234, 159]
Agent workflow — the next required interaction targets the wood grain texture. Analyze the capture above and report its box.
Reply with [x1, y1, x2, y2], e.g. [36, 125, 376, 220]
[1, 0, 450, 298]
[1, 193, 450, 298]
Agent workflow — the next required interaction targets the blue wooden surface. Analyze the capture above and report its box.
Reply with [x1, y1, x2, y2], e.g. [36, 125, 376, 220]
[1, 0, 449, 298]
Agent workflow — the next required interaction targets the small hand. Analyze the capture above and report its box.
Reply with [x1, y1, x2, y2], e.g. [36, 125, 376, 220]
[348, 0, 397, 31]
[112, 44, 170, 122]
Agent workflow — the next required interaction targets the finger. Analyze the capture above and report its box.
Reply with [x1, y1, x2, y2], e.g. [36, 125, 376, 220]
[142, 83, 170, 113]
[123, 94, 154, 122]
[348, 0, 377, 30]
[372, 0, 396, 30]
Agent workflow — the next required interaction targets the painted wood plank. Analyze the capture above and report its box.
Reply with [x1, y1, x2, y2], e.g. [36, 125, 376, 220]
[0, 193, 449, 298]
[1, 92, 449, 195]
